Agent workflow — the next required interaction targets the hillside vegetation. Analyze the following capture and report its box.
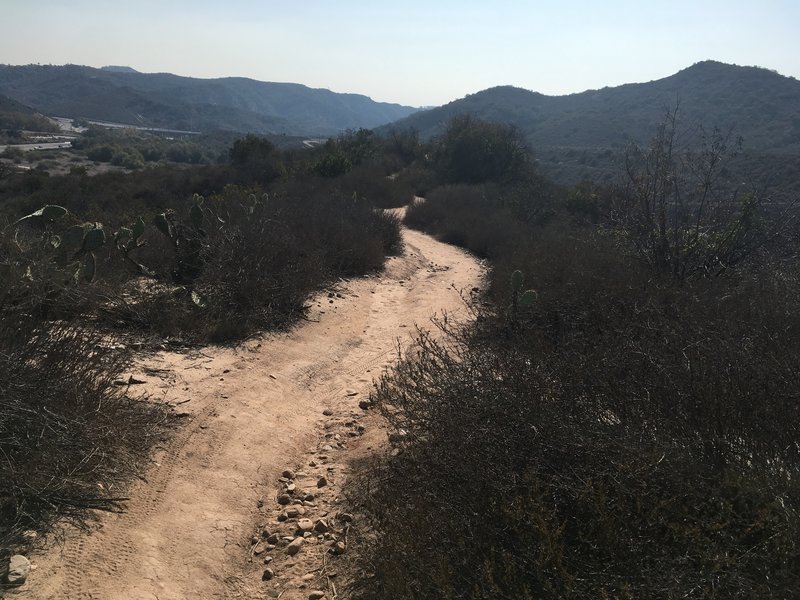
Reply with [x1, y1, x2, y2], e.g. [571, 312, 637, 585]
[0, 64, 419, 136]
[0, 93, 59, 133]
[383, 61, 800, 185]
[347, 115, 800, 598]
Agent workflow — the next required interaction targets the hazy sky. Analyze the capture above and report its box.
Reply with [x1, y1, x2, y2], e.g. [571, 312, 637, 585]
[2, 0, 798, 106]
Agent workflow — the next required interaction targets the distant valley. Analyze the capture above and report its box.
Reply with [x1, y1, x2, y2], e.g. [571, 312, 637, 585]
[0, 64, 419, 136]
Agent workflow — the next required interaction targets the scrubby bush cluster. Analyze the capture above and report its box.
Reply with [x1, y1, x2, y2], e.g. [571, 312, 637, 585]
[0, 227, 169, 552]
[0, 130, 407, 557]
[97, 184, 402, 341]
[72, 126, 239, 168]
[306, 128, 419, 207]
[0, 145, 405, 344]
[347, 114, 800, 598]
[0, 129, 418, 219]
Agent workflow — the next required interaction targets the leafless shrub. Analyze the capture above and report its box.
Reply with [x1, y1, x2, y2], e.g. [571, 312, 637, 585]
[614, 106, 796, 279]
[0, 314, 168, 553]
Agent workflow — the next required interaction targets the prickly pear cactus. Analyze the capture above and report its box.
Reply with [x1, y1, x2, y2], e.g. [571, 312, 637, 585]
[82, 226, 106, 253]
[510, 269, 536, 322]
[153, 212, 173, 240]
[511, 270, 524, 293]
[190, 203, 204, 231]
[82, 251, 96, 282]
[131, 216, 146, 240]
[519, 289, 537, 307]
[15, 204, 68, 224]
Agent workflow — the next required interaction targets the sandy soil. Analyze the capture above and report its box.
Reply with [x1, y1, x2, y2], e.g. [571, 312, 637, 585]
[12, 225, 484, 600]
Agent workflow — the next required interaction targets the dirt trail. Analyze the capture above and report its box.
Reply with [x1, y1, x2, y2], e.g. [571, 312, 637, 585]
[14, 226, 483, 600]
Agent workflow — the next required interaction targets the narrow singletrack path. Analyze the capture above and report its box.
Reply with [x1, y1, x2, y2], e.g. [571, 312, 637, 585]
[15, 225, 484, 600]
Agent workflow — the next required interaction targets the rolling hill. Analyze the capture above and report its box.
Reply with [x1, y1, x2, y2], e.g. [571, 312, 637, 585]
[0, 93, 60, 132]
[0, 93, 37, 114]
[384, 61, 800, 183]
[0, 64, 419, 136]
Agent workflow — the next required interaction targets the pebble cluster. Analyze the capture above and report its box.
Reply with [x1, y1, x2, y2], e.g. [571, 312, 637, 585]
[251, 401, 372, 599]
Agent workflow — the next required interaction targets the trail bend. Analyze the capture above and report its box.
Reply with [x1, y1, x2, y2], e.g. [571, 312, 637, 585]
[15, 225, 484, 600]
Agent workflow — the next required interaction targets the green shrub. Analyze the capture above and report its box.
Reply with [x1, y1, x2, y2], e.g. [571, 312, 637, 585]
[86, 144, 115, 162]
[111, 147, 145, 169]
[314, 151, 353, 177]
[432, 115, 533, 185]
[404, 184, 534, 258]
[90, 183, 401, 341]
[335, 165, 415, 208]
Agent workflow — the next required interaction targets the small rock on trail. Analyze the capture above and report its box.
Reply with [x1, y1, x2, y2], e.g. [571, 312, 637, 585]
[314, 519, 330, 533]
[297, 518, 314, 533]
[5, 554, 31, 585]
[286, 537, 304, 556]
[329, 541, 346, 555]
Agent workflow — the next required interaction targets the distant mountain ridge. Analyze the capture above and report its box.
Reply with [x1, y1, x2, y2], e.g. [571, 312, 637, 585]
[100, 65, 140, 73]
[0, 64, 419, 136]
[383, 61, 800, 182]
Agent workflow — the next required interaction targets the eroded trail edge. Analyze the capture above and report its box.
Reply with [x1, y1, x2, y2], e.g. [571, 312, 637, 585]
[16, 226, 484, 600]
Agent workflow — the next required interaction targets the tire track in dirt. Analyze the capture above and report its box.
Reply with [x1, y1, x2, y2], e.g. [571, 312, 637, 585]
[63, 398, 229, 599]
[13, 226, 484, 600]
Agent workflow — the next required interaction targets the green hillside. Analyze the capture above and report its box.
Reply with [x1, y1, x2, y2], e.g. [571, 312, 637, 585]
[385, 61, 800, 183]
[0, 93, 59, 132]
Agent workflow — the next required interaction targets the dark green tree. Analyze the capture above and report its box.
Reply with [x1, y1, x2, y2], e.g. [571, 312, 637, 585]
[229, 134, 279, 182]
[434, 115, 532, 184]
[229, 134, 275, 166]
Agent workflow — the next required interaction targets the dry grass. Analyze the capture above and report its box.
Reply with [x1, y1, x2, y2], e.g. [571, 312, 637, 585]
[0, 314, 169, 554]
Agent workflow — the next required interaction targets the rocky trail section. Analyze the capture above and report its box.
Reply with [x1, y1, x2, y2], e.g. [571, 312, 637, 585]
[10, 225, 483, 600]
